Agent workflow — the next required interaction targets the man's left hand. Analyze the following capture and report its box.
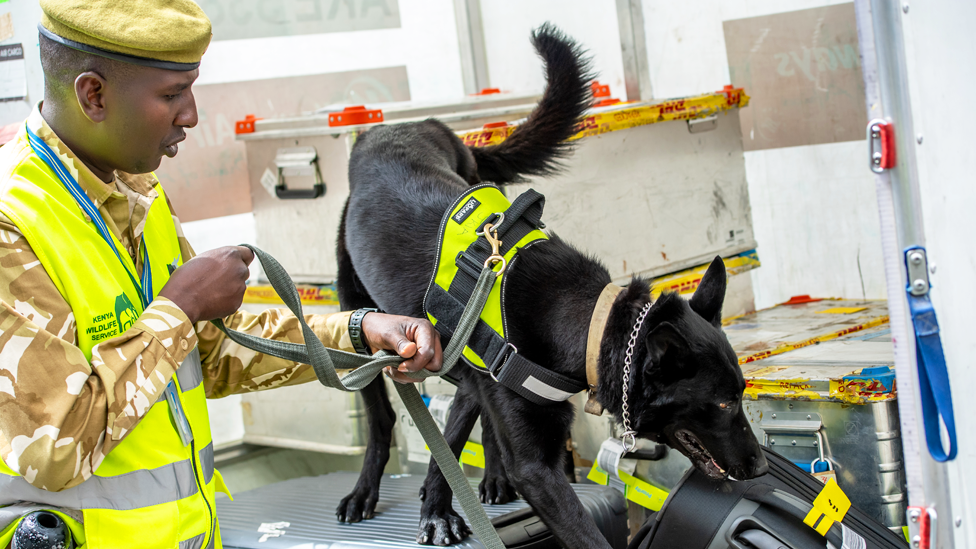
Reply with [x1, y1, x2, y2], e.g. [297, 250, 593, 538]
[360, 313, 443, 383]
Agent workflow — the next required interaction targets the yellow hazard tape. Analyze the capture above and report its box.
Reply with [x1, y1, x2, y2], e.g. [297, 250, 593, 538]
[243, 284, 339, 306]
[738, 315, 890, 366]
[459, 88, 749, 148]
[586, 463, 670, 511]
[651, 250, 760, 298]
[424, 441, 486, 469]
[803, 478, 851, 536]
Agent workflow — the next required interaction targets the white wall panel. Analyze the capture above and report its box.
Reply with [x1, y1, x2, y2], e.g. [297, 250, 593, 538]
[745, 142, 885, 307]
[639, 0, 885, 308]
[479, 0, 627, 100]
[901, 0, 976, 545]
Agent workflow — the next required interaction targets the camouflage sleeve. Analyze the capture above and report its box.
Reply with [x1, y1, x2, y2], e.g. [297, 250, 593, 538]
[0, 217, 198, 492]
[197, 309, 354, 398]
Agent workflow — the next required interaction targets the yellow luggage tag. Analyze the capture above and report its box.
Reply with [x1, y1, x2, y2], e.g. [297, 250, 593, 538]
[803, 478, 852, 536]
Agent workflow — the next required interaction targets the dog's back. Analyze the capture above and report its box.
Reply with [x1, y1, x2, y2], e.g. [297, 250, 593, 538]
[342, 23, 593, 317]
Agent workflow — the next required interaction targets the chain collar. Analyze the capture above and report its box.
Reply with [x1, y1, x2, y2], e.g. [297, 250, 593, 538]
[620, 301, 652, 452]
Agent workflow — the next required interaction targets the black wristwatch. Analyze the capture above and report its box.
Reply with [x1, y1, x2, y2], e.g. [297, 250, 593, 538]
[349, 308, 378, 355]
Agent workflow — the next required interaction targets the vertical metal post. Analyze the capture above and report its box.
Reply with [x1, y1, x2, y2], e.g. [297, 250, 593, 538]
[453, 0, 490, 95]
[615, 0, 653, 101]
[854, 0, 954, 546]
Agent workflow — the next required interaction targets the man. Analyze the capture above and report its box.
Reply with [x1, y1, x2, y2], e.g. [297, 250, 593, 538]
[0, 1, 442, 547]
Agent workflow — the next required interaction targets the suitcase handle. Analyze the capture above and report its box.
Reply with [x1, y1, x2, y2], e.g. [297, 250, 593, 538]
[742, 486, 844, 547]
[726, 516, 798, 549]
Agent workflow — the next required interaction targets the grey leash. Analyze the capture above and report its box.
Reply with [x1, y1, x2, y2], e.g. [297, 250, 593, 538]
[212, 244, 505, 549]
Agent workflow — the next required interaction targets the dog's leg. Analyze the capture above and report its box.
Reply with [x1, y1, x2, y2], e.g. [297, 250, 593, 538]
[417, 381, 480, 546]
[485, 389, 612, 548]
[478, 410, 518, 505]
[335, 199, 396, 523]
[336, 376, 395, 522]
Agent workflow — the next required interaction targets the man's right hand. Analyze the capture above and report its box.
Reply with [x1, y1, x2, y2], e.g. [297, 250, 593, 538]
[158, 246, 254, 324]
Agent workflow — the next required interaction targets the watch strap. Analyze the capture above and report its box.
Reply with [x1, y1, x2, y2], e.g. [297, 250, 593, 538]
[349, 308, 378, 355]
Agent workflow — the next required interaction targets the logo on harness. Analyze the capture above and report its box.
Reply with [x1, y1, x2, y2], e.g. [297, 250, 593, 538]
[452, 197, 481, 224]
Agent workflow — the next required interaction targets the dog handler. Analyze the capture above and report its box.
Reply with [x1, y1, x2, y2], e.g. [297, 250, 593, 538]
[0, 1, 443, 547]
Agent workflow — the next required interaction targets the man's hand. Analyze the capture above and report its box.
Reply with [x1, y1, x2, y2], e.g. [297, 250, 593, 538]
[360, 313, 443, 383]
[158, 246, 254, 324]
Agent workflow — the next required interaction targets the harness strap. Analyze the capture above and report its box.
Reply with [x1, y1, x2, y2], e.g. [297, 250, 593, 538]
[428, 286, 509, 367]
[213, 245, 506, 549]
[492, 352, 585, 405]
[430, 273, 585, 404]
[494, 188, 545, 238]
[450, 190, 547, 304]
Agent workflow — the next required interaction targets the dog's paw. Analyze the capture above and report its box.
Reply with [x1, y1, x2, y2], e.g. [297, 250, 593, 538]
[417, 509, 471, 546]
[335, 486, 379, 523]
[479, 475, 519, 504]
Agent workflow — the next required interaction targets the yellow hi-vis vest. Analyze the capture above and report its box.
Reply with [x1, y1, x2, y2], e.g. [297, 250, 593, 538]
[423, 186, 586, 405]
[0, 126, 223, 549]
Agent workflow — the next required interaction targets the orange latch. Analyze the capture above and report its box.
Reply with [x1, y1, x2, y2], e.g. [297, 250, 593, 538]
[783, 295, 824, 305]
[591, 81, 611, 98]
[235, 114, 262, 134]
[472, 88, 502, 95]
[718, 85, 745, 105]
[483, 121, 509, 129]
[328, 106, 385, 127]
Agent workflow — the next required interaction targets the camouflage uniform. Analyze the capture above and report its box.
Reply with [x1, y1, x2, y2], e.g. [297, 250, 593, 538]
[0, 106, 353, 492]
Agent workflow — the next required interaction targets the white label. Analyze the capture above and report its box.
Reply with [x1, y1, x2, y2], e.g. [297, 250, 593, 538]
[840, 524, 866, 549]
[257, 522, 289, 542]
[813, 469, 837, 484]
[260, 168, 279, 197]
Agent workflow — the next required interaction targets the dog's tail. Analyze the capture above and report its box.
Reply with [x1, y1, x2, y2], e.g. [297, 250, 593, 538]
[470, 23, 594, 184]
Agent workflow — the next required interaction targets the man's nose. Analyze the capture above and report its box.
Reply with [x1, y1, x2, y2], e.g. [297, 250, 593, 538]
[177, 91, 198, 129]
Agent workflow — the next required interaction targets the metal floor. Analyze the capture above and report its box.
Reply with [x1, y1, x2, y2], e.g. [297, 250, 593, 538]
[217, 472, 620, 548]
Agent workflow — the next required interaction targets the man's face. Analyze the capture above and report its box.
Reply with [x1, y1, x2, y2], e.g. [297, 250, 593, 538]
[101, 66, 199, 174]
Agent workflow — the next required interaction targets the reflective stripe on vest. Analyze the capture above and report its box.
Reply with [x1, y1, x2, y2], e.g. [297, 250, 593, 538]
[0, 127, 219, 549]
[423, 185, 548, 369]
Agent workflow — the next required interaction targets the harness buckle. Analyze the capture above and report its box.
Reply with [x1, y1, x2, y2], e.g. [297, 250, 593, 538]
[481, 220, 506, 277]
[489, 342, 518, 383]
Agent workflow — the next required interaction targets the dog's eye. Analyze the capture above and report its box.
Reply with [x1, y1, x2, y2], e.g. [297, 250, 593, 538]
[719, 402, 727, 409]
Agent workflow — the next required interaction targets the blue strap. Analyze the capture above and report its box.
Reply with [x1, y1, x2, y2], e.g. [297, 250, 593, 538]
[25, 127, 152, 309]
[905, 247, 956, 461]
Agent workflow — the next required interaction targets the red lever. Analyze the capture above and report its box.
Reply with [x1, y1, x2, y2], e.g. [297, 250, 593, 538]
[473, 88, 501, 95]
[328, 106, 384, 127]
[868, 119, 896, 173]
[783, 295, 823, 305]
[483, 121, 509, 129]
[591, 81, 611, 98]
[235, 114, 262, 134]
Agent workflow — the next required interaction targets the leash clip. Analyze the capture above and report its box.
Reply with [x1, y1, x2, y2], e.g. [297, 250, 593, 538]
[481, 221, 506, 277]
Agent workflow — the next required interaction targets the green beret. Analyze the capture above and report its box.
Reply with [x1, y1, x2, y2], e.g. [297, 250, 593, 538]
[38, 0, 212, 71]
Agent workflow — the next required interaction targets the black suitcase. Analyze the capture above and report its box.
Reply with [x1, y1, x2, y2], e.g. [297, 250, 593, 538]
[217, 471, 628, 548]
[629, 447, 908, 549]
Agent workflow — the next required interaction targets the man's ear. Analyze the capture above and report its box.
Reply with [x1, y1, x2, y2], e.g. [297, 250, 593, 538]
[75, 71, 108, 123]
[644, 322, 688, 366]
[689, 256, 726, 328]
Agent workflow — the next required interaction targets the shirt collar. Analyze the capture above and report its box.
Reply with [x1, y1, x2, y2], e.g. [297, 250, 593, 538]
[27, 103, 159, 207]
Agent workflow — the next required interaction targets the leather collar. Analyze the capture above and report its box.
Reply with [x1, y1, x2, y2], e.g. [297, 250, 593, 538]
[584, 283, 625, 415]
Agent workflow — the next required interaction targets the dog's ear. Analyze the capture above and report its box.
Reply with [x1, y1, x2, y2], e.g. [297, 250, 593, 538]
[644, 322, 688, 366]
[689, 256, 726, 328]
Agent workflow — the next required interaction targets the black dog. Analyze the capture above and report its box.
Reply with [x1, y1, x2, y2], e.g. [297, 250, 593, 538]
[335, 24, 769, 547]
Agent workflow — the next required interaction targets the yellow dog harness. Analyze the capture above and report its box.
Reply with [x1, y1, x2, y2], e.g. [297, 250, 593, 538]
[423, 185, 586, 404]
